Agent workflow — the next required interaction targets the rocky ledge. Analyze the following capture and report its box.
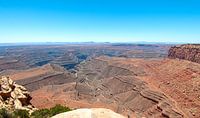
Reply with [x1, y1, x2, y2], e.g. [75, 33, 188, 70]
[168, 44, 200, 63]
[0, 76, 36, 113]
[52, 108, 126, 118]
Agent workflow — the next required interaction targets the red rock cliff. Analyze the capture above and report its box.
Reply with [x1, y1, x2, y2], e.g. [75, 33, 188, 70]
[168, 44, 200, 63]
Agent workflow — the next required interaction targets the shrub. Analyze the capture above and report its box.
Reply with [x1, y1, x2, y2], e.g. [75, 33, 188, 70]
[31, 105, 71, 118]
[0, 105, 71, 118]
[12, 110, 29, 118]
[0, 108, 12, 118]
[31, 109, 50, 118]
[49, 104, 71, 116]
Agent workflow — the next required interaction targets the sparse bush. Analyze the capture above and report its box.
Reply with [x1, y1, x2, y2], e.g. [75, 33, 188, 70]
[0, 105, 71, 118]
[12, 110, 29, 118]
[31, 109, 50, 118]
[49, 104, 71, 116]
[0, 108, 12, 118]
[31, 105, 71, 118]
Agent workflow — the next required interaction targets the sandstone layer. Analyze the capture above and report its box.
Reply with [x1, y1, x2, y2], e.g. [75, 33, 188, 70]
[168, 44, 200, 63]
[52, 108, 126, 118]
[0, 76, 36, 113]
[2, 64, 75, 92]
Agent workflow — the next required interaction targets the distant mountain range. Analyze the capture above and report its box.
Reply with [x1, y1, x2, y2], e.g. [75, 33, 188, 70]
[0, 41, 190, 46]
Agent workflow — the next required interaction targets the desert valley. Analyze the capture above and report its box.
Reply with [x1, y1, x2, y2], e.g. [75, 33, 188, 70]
[0, 43, 199, 118]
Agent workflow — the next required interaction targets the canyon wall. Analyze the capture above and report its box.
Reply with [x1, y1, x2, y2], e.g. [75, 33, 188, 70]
[168, 44, 200, 63]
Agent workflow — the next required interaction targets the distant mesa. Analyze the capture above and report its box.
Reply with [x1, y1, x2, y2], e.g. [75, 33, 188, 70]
[168, 44, 200, 63]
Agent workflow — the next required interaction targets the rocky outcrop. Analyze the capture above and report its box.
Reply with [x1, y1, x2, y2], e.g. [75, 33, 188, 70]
[52, 108, 126, 118]
[0, 76, 36, 112]
[168, 44, 200, 63]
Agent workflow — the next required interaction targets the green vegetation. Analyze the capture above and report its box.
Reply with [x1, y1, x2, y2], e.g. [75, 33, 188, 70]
[0, 109, 29, 118]
[31, 109, 50, 118]
[12, 110, 29, 118]
[0, 105, 71, 118]
[0, 108, 12, 118]
[31, 105, 71, 118]
[49, 104, 71, 116]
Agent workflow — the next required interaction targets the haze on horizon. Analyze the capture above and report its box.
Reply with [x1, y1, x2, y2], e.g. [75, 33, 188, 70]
[0, 0, 200, 43]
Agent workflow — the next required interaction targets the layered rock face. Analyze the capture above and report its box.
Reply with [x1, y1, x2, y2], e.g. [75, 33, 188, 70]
[31, 57, 187, 118]
[168, 44, 200, 63]
[52, 108, 126, 118]
[74, 57, 184, 118]
[2, 64, 75, 92]
[0, 76, 36, 112]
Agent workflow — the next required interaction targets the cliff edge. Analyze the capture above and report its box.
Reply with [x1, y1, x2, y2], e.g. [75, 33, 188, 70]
[168, 44, 200, 63]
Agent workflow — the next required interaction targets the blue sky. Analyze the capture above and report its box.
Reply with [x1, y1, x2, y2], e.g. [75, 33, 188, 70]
[0, 0, 200, 43]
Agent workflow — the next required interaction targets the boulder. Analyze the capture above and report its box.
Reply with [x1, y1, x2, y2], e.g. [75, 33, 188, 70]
[52, 108, 126, 118]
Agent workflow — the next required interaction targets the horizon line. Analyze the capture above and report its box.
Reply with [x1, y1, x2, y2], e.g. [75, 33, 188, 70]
[0, 41, 194, 44]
